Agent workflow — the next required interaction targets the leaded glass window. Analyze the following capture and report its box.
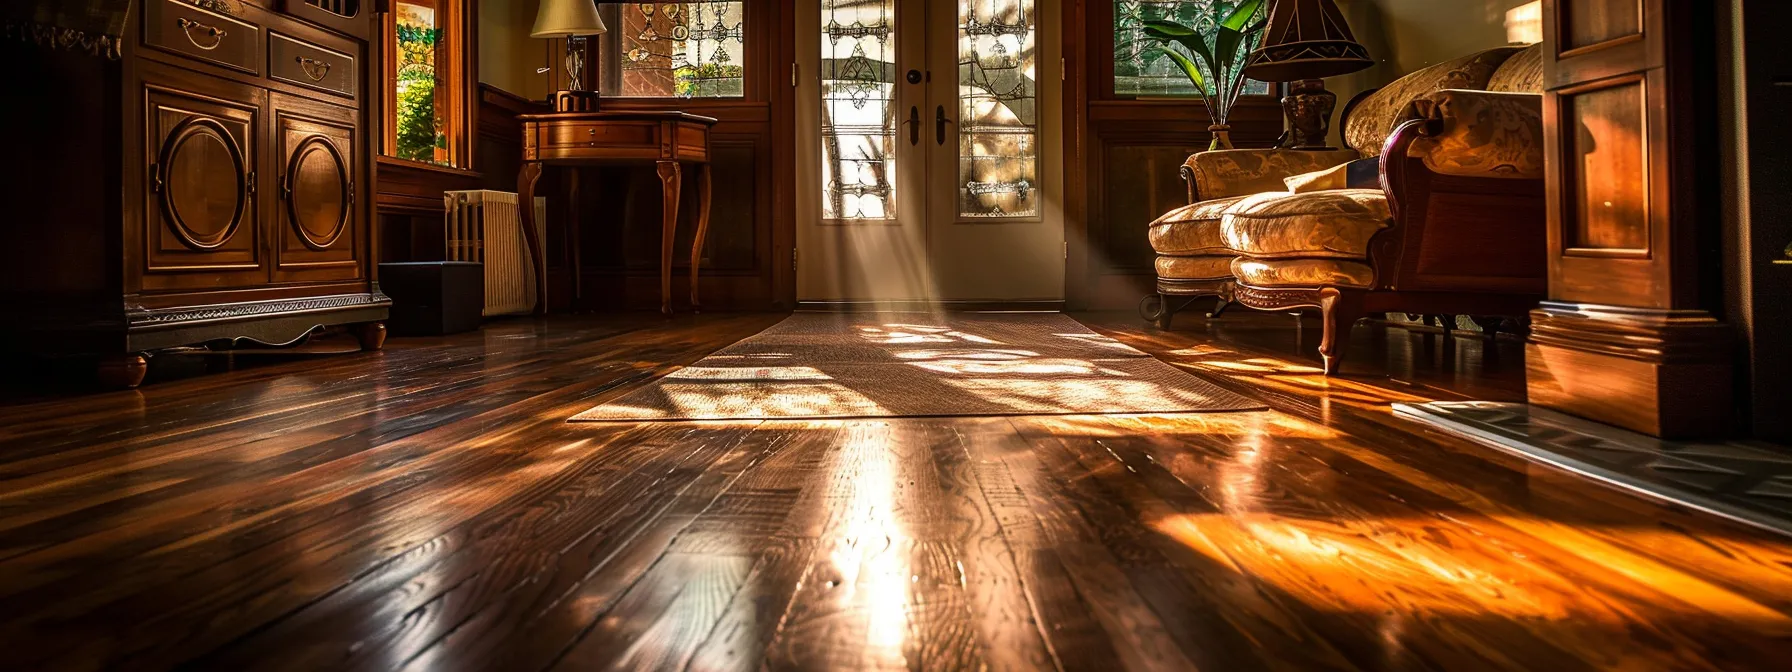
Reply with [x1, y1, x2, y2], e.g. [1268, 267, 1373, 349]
[602, 2, 746, 98]
[959, 0, 1038, 219]
[386, 0, 463, 167]
[393, 0, 449, 164]
[1113, 0, 1272, 97]
[819, 0, 896, 221]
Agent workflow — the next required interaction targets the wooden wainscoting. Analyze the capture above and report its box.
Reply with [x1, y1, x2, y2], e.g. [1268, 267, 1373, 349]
[1063, 0, 1285, 310]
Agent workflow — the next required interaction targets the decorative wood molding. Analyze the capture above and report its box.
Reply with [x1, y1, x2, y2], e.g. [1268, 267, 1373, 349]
[1528, 301, 1730, 364]
[127, 292, 392, 330]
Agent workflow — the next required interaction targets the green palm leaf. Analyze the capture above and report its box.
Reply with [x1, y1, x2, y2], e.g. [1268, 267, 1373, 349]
[1158, 47, 1209, 97]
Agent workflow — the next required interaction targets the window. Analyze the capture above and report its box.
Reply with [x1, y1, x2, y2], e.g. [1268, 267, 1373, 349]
[1112, 0, 1271, 98]
[599, 2, 747, 99]
[818, 0, 895, 220]
[959, 0, 1039, 219]
[385, 0, 465, 166]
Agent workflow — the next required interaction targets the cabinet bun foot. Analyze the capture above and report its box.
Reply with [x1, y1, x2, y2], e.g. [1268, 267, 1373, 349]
[354, 322, 387, 351]
[97, 353, 149, 389]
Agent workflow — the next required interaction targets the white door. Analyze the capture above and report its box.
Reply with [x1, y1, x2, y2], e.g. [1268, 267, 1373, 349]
[796, 0, 1063, 305]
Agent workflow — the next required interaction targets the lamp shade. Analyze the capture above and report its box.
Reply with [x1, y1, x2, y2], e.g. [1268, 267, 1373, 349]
[1242, 0, 1373, 81]
[531, 0, 607, 38]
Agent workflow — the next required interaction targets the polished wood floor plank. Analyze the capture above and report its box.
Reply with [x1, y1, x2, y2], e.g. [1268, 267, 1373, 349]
[2, 312, 1790, 670]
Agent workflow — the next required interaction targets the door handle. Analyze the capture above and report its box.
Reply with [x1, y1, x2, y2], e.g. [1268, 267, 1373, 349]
[902, 106, 920, 146]
[935, 105, 954, 145]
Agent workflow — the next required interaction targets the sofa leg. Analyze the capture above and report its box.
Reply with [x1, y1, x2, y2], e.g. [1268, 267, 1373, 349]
[1207, 298, 1231, 319]
[1139, 294, 1169, 329]
[1318, 288, 1366, 376]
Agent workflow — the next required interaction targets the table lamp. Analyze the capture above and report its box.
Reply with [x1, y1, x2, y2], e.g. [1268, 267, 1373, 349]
[1242, 0, 1373, 150]
[532, 0, 608, 112]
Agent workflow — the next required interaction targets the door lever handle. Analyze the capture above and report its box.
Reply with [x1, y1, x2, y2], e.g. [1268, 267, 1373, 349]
[902, 106, 920, 146]
[935, 105, 954, 145]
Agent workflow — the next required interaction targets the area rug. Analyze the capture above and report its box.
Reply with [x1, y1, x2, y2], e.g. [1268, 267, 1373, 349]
[571, 312, 1264, 422]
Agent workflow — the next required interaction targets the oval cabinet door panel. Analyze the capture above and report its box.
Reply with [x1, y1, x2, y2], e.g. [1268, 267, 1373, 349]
[285, 135, 350, 250]
[161, 117, 248, 250]
[143, 81, 266, 290]
[273, 95, 362, 282]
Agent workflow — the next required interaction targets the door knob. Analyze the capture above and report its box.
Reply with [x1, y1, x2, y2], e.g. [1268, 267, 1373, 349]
[935, 105, 954, 145]
[906, 69, 922, 85]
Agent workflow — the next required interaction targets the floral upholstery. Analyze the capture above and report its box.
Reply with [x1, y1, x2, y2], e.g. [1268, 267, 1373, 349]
[1343, 47, 1526, 156]
[1232, 258, 1376, 289]
[1148, 196, 1246, 256]
[1405, 90, 1546, 179]
[1185, 149, 1359, 201]
[1220, 190, 1390, 259]
[1486, 44, 1544, 93]
[1155, 255, 1237, 280]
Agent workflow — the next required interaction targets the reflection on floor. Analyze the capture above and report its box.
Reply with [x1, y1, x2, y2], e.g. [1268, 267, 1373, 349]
[574, 313, 1259, 421]
[0, 311, 1789, 670]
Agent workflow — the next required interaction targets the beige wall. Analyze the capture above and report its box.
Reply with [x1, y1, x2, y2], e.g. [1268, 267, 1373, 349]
[1323, 0, 1537, 145]
[478, 0, 554, 101]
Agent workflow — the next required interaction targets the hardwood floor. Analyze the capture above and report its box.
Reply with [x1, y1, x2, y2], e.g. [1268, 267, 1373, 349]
[1, 311, 1789, 670]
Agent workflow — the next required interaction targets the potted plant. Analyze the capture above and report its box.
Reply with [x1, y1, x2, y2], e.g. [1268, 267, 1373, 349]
[1143, 0, 1268, 150]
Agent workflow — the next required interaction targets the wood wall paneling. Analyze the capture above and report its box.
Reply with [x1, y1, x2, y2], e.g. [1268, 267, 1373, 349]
[1562, 0, 1643, 52]
[1067, 0, 1286, 310]
[1530, 0, 1732, 438]
[1562, 77, 1649, 255]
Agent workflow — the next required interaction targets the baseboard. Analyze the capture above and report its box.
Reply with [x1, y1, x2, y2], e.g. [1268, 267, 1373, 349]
[794, 300, 1066, 313]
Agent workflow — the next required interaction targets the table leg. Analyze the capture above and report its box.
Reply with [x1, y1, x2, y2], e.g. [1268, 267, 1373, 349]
[691, 162, 712, 311]
[517, 161, 546, 315]
[655, 160, 682, 316]
[568, 169, 583, 307]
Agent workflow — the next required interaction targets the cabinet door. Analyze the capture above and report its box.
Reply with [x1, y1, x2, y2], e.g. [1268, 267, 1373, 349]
[143, 76, 267, 291]
[271, 92, 363, 282]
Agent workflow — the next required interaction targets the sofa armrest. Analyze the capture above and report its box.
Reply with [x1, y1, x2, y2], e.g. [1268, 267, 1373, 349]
[1180, 148, 1360, 203]
[1398, 89, 1544, 179]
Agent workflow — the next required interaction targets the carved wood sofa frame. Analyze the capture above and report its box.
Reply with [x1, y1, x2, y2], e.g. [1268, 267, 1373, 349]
[1232, 117, 1547, 374]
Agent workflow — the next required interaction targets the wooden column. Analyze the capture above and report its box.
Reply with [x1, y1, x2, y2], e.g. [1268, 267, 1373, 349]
[1527, 0, 1733, 437]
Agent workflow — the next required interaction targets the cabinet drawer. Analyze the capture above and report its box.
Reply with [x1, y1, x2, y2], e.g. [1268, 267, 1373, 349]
[144, 0, 260, 74]
[269, 33, 355, 98]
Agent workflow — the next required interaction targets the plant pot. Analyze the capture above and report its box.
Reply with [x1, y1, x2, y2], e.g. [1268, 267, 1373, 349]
[1208, 124, 1234, 150]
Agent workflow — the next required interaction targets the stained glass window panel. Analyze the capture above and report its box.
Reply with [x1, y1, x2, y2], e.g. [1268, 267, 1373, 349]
[1113, 0, 1272, 97]
[394, 0, 448, 164]
[959, 0, 1038, 219]
[820, 0, 897, 221]
[606, 2, 745, 98]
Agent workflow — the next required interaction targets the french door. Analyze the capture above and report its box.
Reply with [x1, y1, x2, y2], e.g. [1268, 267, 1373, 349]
[795, 0, 1064, 304]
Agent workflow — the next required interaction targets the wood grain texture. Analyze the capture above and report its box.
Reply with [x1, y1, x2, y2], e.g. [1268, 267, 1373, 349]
[1, 311, 1789, 670]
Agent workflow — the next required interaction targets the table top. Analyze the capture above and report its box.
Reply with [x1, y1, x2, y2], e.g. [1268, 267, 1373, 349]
[517, 110, 720, 125]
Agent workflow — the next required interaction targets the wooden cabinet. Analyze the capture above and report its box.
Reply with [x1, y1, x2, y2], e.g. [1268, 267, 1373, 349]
[142, 67, 268, 290]
[0, 0, 387, 387]
[273, 93, 363, 282]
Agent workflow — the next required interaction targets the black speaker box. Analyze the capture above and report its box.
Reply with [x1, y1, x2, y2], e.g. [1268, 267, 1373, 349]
[378, 262, 484, 336]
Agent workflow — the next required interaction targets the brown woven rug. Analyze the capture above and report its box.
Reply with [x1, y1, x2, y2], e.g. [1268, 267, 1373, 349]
[571, 313, 1264, 422]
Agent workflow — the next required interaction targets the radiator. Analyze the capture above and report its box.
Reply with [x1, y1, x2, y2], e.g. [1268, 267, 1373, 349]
[444, 190, 544, 316]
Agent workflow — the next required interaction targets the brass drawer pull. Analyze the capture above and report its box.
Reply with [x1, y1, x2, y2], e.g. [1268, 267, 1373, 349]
[176, 17, 226, 51]
[297, 56, 332, 82]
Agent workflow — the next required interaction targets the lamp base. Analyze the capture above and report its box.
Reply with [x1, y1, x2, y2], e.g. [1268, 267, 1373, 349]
[1283, 79, 1338, 151]
[552, 90, 600, 113]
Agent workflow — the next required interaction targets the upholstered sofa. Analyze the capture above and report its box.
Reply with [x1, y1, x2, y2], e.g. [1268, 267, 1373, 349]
[1144, 44, 1548, 374]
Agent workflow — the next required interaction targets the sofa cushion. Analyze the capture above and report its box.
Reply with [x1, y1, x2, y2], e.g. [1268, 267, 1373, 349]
[1148, 195, 1247, 256]
[1343, 46, 1526, 156]
[1155, 255, 1236, 281]
[1232, 258, 1376, 289]
[1284, 157, 1380, 193]
[1487, 44, 1544, 94]
[1221, 189, 1390, 259]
